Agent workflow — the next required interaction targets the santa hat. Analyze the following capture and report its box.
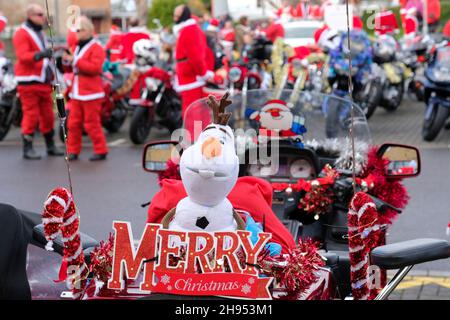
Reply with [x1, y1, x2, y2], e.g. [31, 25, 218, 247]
[314, 24, 329, 44]
[261, 100, 291, 114]
[207, 18, 220, 32]
[110, 24, 122, 35]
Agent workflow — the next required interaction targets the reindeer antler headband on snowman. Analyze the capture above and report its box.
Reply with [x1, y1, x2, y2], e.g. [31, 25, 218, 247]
[161, 93, 245, 232]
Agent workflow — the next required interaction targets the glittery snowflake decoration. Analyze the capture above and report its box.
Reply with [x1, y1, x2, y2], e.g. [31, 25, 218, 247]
[248, 278, 255, 285]
[241, 284, 252, 294]
[161, 274, 171, 285]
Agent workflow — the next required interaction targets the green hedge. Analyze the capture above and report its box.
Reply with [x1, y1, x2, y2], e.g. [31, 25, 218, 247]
[148, 0, 185, 29]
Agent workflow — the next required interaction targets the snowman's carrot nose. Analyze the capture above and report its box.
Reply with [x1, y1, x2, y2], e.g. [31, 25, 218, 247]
[202, 136, 222, 159]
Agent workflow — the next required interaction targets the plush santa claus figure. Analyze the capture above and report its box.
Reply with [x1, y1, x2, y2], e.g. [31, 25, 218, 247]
[245, 100, 307, 145]
[161, 93, 244, 232]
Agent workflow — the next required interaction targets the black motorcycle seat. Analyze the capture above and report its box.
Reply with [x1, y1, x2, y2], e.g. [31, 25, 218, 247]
[321, 252, 339, 266]
[370, 238, 450, 270]
[32, 224, 99, 256]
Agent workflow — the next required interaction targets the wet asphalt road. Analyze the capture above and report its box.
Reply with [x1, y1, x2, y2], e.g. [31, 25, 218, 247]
[0, 98, 449, 272]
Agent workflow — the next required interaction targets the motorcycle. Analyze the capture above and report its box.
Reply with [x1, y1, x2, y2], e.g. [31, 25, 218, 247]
[373, 34, 405, 112]
[399, 34, 445, 102]
[327, 31, 382, 121]
[128, 39, 182, 145]
[0, 57, 21, 141]
[142, 89, 449, 299]
[3, 90, 450, 300]
[128, 70, 182, 145]
[422, 45, 450, 141]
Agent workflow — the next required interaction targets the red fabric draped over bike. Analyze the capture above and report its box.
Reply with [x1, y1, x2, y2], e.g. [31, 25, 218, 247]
[147, 176, 297, 254]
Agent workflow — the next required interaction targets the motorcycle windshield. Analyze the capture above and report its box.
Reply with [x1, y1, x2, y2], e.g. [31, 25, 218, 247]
[182, 89, 371, 151]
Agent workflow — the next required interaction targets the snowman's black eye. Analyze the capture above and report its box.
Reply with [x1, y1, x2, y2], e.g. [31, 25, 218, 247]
[220, 139, 225, 145]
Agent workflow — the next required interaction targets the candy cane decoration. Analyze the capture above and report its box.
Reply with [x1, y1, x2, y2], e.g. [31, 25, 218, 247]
[347, 192, 384, 300]
[42, 187, 88, 299]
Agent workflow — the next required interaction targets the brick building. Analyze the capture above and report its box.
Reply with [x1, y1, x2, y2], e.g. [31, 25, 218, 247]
[1, 0, 112, 36]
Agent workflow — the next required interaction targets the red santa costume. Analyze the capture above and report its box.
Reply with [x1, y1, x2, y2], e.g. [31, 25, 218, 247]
[174, 17, 213, 141]
[374, 10, 400, 35]
[66, 38, 108, 156]
[105, 25, 123, 62]
[120, 26, 150, 64]
[0, 14, 7, 56]
[400, 8, 419, 37]
[13, 22, 54, 136]
[264, 14, 285, 43]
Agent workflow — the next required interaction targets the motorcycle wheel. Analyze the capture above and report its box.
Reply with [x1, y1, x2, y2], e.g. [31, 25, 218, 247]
[129, 106, 153, 145]
[363, 81, 382, 120]
[103, 101, 127, 133]
[422, 103, 449, 141]
[0, 95, 21, 141]
[384, 82, 404, 111]
[0, 108, 11, 141]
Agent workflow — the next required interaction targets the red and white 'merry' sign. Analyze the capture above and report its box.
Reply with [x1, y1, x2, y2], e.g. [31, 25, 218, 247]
[107, 221, 274, 299]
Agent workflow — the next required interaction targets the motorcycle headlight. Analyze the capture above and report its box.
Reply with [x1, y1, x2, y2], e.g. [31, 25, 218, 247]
[431, 67, 450, 82]
[229, 67, 242, 83]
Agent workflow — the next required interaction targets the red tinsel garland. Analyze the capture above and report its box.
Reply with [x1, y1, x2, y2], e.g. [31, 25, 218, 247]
[259, 239, 325, 299]
[157, 159, 181, 186]
[361, 147, 410, 225]
[42, 188, 88, 299]
[272, 165, 339, 218]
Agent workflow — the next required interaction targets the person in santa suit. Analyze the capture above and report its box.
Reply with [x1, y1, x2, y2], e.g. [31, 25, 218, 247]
[0, 12, 7, 56]
[173, 4, 213, 141]
[374, 9, 400, 35]
[264, 12, 285, 43]
[105, 25, 123, 62]
[296, 0, 312, 19]
[13, 4, 64, 160]
[120, 17, 150, 64]
[400, 8, 419, 37]
[62, 16, 108, 161]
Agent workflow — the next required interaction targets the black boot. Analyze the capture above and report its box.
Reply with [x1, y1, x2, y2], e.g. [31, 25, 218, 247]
[89, 153, 107, 161]
[44, 130, 64, 156]
[22, 135, 41, 160]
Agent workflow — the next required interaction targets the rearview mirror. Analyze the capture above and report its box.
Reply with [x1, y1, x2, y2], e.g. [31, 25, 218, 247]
[377, 143, 421, 178]
[142, 141, 180, 173]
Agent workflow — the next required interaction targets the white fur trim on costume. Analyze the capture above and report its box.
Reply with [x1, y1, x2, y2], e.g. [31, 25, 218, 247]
[173, 18, 197, 36]
[173, 76, 206, 93]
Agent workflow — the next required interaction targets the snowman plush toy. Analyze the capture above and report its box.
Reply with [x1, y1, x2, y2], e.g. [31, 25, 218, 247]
[161, 93, 245, 232]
